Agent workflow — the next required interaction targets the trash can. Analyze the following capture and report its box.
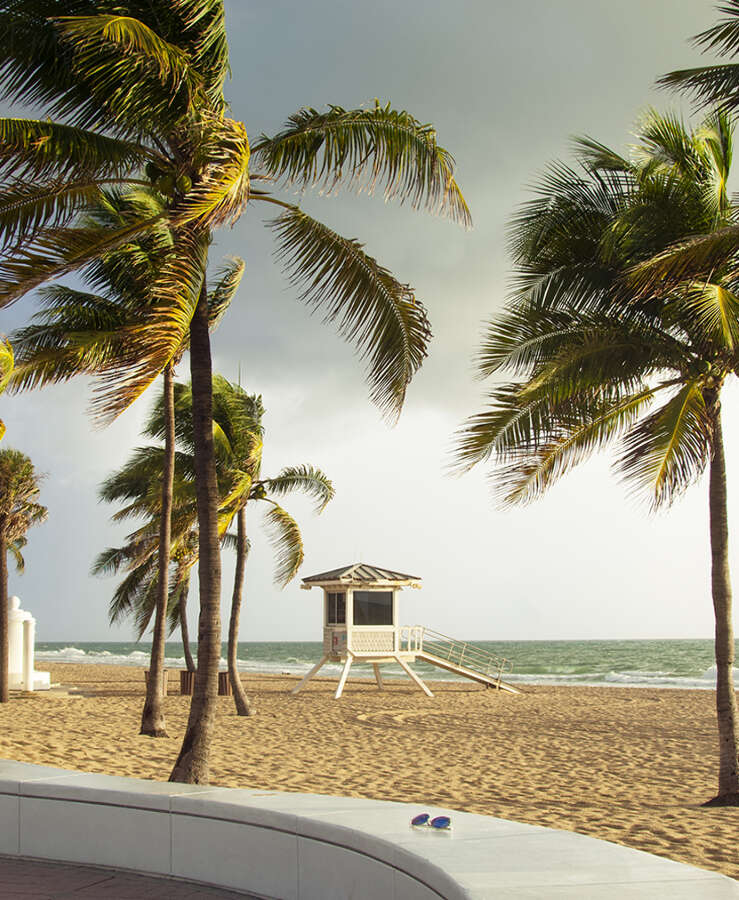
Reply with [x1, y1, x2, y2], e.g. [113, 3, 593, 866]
[218, 671, 231, 696]
[180, 670, 195, 695]
[144, 669, 169, 696]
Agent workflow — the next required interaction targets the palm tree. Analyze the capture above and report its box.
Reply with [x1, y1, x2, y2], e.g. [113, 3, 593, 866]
[455, 111, 739, 804]
[94, 517, 200, 672]
[0, 2, 469, 782]
[205, 378, 334, 716]
[140, 376, 334, 715]
[9, 188, 243, 737]
[0, 448, 47, 702]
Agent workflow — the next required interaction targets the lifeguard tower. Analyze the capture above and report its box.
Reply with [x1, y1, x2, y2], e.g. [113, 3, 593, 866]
[292, 563, 517, 699]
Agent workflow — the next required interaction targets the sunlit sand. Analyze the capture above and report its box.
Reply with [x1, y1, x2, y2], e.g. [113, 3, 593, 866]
[2, 663, 737, 881]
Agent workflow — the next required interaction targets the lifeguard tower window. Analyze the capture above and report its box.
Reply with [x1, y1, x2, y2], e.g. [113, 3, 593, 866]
[353, 591, 393, 626]
[327, 591, 346, 625]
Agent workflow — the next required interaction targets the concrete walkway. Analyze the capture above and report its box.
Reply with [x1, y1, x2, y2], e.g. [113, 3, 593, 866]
[0, 855, 256, 899]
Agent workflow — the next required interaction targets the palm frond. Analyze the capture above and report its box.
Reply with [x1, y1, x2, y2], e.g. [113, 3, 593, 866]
[672, 281, 739, 349]
[0, 212, 166, 308]
[0, 118, 154, 182]
[618, 381, 710, 507]
[87, 228, 208, 422]
[658, 64, 739, 112]
[261, 500, 304, 587]
[8, 535, 26, 573]
[260, 464, 335, 513]
[207, 256, 245, 329]
[269, 206, 431, 419]
[498, 393, 658, 506]
[0, 180, 109, 252]
[253, 101, 470, 226]
[0, 337, 13, 393]
[629, 224, 739, 295]
[51, 13, 204, 136]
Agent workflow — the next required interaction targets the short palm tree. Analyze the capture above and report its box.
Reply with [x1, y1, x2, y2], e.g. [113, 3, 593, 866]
[146, 375, 334, 715]
[455, 110, 739, 804]
[0, 1, 468, 783]
[94, 517, 200, 673]
[0, 448, 47, 702]
[209, 379, 334, 716]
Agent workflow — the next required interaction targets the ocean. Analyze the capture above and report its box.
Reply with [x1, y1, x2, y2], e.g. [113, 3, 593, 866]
[34, 639, 737, 690]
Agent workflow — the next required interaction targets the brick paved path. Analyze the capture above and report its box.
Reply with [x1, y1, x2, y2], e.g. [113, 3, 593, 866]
[0, 856, 257, 899]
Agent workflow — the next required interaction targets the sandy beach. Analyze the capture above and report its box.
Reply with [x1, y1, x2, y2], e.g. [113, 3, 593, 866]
[1, 663, 737, 881]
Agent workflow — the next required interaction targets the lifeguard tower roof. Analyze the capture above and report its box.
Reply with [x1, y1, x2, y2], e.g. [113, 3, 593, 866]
[301, 562, 420, 588]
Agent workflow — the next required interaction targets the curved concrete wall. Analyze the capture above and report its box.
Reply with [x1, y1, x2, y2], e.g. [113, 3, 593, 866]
[1, 759, 737, 899]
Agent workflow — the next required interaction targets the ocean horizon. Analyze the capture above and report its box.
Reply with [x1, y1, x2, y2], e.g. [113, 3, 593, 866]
[35, 638, 737, 691]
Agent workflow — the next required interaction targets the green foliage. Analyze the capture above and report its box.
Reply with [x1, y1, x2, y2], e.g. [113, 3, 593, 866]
[0, 447, 47, 542]
[253, 102, 470, 226]
[0, 0, 468, 420]
[270, 208, 431, 420]
[455, 110, 739, 510]
[95, 375, 333, 632]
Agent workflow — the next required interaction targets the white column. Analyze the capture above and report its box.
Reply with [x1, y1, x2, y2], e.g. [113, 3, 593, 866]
[334, 653, 353, 699]
[22, 617, 35, 691]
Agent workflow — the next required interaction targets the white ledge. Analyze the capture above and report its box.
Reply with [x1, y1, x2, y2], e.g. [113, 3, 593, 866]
[1, 759, 736, 899]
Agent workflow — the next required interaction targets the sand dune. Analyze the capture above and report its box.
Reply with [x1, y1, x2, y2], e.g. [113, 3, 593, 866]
[1, 663, 737, 881]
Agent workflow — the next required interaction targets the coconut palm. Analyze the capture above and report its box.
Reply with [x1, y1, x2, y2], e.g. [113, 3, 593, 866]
[9, 188, 243, 737]
[208, 379, 334, 716]
[455, 111, 739, 804]
[0, 448, 47, 702]
[146, 376, 334, 715]
[0, 1, 468, 782]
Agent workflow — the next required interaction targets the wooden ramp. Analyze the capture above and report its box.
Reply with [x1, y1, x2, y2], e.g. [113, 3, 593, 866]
[417, 651, 518, 692]
[415, 628, 519, 694]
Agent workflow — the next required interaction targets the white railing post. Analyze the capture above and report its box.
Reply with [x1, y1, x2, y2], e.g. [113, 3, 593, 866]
[22, 617, 35, 691]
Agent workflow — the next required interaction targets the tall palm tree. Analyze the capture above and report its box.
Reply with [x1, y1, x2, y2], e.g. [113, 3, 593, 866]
[0, 448, 47, 702]
[455, 111, 739, 804]
[0, 2, 469, 782]
[9, 188, 243, 737]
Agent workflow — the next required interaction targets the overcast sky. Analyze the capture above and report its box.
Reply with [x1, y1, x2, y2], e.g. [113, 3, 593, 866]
[3, 0, 734, 643]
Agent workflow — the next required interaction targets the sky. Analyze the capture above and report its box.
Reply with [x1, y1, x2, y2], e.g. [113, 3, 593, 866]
[2, 0, 734, 643]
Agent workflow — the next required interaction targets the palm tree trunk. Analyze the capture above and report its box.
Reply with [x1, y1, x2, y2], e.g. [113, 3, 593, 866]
[0, 522, 8, 704]
[179, 587, 196, 673]
[705, 399, 739, 805]
[228, 506, 253, 716]
[140, 363, 175, 737]
[170, 277, 222, 784]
